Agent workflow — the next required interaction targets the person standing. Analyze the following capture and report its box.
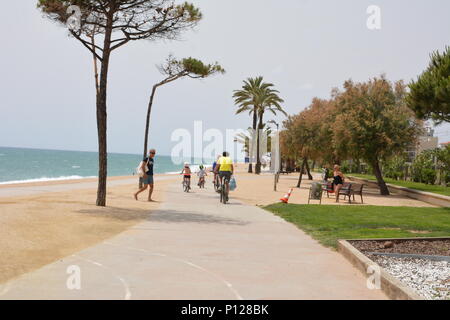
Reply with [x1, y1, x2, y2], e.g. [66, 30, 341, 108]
[322, 166, 330, 182]
[134, 149, 156, 202]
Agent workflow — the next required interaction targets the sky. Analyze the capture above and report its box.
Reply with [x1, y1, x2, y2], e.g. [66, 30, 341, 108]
[1, 0, 449, 156]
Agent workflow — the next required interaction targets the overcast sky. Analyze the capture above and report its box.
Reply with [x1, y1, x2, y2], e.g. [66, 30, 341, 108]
[1, 0, 449, 155]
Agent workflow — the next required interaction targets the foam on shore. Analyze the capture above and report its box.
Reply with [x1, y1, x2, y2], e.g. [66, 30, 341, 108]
[0, 175, 97, 185]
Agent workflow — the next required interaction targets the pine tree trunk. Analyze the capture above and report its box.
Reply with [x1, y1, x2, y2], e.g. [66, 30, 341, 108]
[296, 159, 306, 188]
[305, 158, 313, 180]
[139, 84, 159, 188]
[95, 16, 113, 207]
[143, 85, 158, 160]
[372, 159, 390, 196]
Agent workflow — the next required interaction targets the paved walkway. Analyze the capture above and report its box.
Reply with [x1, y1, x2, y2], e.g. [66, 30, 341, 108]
[0, 180, 386, 299]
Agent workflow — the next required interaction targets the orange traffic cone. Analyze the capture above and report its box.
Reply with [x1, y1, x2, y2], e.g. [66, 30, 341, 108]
[280, 188, 293, 203]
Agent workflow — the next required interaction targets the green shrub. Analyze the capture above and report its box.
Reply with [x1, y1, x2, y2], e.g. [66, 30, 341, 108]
[411, 150, 436, 184]
[383, 155, 406, 180]
[422, 168, 437, 185]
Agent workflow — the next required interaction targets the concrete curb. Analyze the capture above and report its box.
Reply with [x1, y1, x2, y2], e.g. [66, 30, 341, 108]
[338, 240, 424, 300]
[347, 176, 450, 207]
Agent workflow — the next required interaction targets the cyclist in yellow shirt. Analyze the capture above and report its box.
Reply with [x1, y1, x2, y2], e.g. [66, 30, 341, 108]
[214, 151, 234, 197]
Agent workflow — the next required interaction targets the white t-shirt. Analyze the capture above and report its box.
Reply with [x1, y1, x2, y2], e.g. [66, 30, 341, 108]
[197, 169, 207, 178]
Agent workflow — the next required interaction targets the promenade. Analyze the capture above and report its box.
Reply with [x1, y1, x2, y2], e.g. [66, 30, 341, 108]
[0, 177, 386, 299]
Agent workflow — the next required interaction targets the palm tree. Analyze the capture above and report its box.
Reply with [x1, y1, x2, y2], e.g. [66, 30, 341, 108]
[254, 87, 286, 173]
[233, 77, 275, 173]
[234, 126, 273, 159]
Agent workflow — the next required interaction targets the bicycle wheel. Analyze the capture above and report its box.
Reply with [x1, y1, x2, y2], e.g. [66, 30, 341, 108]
[221, 184, 227, 204]
[225, 188, 229, 203]
[215, 179, 220, 193]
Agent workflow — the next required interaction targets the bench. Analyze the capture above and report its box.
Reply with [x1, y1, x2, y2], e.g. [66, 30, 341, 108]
[349, 183, 365, 204]
[321, 182, 334, 196]
[321, 181, 365, 204]
[338, 183, 353, 203]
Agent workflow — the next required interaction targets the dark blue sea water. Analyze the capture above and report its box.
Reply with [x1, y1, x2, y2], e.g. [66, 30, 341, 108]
[0, 147, 201, 184]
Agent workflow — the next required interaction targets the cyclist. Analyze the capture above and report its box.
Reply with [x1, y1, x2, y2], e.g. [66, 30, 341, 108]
[214, 151, 234, 199]
[197, 164, 207, 188]
[181, 162, 191, 191]
[211, 154, 220, 189]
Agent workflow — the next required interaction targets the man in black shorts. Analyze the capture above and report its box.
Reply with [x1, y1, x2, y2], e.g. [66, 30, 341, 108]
[134, 149, 156, 201]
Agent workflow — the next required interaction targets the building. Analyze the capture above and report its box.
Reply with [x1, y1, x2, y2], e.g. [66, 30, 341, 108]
[440, 141, 450, 149]
[406, 127, 439, 163]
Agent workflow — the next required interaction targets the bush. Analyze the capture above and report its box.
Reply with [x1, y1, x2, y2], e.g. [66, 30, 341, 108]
[411, 150, 436, 184]
[341, 161, 350, 173]
[435, 145, 450, 186]
[422, 168, 437, 185]
[383, 155, 406, 180]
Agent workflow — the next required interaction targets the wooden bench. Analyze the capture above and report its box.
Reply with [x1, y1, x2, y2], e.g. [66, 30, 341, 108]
[321, 181, 365, 204]
[349, 183, 365, 204]
[321, 182, 334, 196]
[338, 183, 353, 203]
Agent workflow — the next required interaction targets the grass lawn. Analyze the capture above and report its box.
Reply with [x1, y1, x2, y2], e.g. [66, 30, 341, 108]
[349, 173, 450, 197]
[264, 203, 450, 248]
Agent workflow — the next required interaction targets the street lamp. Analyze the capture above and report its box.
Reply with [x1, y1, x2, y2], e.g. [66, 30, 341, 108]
[268, 120, 281, 190]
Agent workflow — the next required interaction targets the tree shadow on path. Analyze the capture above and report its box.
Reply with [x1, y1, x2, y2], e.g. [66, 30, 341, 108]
[77, 207, 249, 226]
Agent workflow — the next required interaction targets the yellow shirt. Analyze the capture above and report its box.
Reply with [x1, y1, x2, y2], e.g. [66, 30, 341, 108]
[218, 156, 233, 172]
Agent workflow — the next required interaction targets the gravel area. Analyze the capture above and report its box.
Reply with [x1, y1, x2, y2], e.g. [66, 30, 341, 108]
[350, 239, 450, 256]
[368, 254, 450, 300]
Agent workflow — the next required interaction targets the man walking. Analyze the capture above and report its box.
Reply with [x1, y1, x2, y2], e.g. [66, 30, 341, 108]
[134, 149, 156, 202]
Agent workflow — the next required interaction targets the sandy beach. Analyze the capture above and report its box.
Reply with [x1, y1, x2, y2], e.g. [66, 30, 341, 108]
[0, 165, 434, 286]
[0, 174, 178, 284]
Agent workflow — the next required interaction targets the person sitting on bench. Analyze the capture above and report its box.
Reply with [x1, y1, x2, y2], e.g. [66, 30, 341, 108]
[332, 164, 345, 203]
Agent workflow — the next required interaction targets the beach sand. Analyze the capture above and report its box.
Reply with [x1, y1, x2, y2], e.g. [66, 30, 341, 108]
[0, 175, 177, 284]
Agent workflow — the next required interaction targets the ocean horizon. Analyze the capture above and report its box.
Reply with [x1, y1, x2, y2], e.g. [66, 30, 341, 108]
[0, 146, 213, 184]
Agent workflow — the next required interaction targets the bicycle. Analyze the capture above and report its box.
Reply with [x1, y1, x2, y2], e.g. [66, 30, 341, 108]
[213, 173, 220, 193]
[219, 175, 230, 204]
[182, 175, 191, 192]
[198, 176, 206, 189]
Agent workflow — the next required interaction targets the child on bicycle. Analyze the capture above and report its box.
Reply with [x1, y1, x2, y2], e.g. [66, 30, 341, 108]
[181, 162, 191, 190]
[197, 164, 207, 187]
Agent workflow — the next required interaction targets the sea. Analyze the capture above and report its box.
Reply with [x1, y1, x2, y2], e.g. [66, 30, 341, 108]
[0, 147, 212, 185]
